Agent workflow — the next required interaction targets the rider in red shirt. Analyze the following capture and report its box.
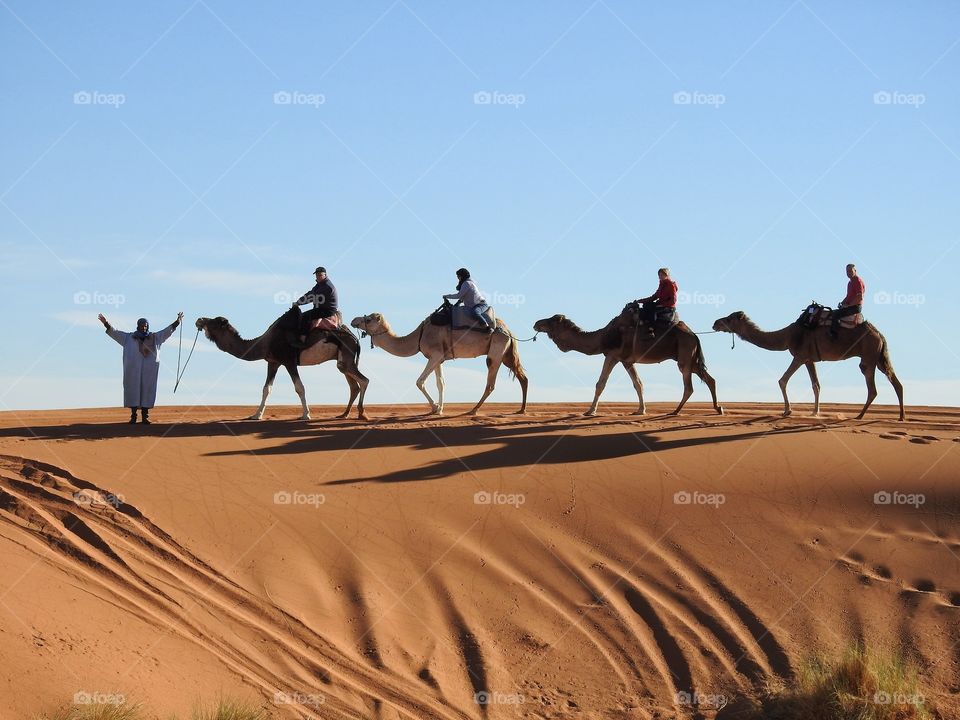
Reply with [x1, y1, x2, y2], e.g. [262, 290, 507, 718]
[637, 268, 678, 333]
[830, 263, 864, 337]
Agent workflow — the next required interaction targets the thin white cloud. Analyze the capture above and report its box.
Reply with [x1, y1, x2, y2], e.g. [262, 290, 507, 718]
[152, 268, 301, 297]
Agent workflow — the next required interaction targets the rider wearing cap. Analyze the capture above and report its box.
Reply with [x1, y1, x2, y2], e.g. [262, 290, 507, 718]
[293, 266, 340, 346]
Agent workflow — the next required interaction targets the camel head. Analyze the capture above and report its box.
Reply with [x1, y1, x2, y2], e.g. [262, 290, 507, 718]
[712, 311, 748, 334]
[532, 314, 567, 334]
[351, 313, 389, 336]
[196, 316, 237, 341]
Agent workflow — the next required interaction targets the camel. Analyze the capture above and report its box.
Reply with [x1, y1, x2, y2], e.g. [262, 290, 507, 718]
[533, 305, 723, 417]
[349, 313, 528, 415]
[712, 311, 904, 420]
[196, 308, 368, 420]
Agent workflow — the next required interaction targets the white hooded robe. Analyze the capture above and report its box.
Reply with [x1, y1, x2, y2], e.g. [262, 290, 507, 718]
[106, 323, 177, 408]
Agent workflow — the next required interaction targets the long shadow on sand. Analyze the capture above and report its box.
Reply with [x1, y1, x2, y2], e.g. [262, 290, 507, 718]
[200, 421, 824, 485]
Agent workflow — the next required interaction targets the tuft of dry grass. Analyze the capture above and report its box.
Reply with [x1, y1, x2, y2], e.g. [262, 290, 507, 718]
[728, 645, 939, 719]
[34, 698, 270, 720]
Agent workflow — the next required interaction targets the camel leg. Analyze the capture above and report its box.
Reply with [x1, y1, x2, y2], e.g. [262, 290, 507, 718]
[778, 357, 804, 417]
[623, 362, 646, 415]
[248, 361, 280, 420]
[286, 364, 310, 421]
[877, 358, 905, 421]
[855, 361, 879, 420]
[468, 355, 505, 416]
[353, 370, 369, 420]
[338, 375, 359, 419]
[416, 356, 444, 414]
[694, 365, 724, 415]
[435, 364, 445, 415]
[335, 352, 369, 420]
[670, 361, 695, 416]
[805, 362, 821, 416]
[585, 355, 619, 417]
[882, 370, 905, 421]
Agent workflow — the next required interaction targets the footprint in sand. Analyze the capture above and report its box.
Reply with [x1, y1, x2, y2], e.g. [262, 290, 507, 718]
[912, 579, 937, 593]
[879, 433, 902, 440]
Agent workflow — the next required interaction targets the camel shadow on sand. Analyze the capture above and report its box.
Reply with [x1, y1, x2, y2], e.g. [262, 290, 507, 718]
[194, 419, 826, 486]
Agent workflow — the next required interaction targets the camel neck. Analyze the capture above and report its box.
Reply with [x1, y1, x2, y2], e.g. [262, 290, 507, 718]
[373, 323, 425, 358]
[214, 331, 268, 361]
[736, 322, 793, 351]
[551, 325, 609, 355]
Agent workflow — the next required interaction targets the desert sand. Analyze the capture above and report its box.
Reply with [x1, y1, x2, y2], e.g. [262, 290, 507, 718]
[0, 402, 957, 719]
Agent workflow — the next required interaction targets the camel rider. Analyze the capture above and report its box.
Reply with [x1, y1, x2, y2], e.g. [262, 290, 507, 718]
[443, 268, 496, 332]
[636, 267, 678, 333]
[830, 263, 864, 338]
[292, 266, 340, 346]
[98, 312, 183, 424]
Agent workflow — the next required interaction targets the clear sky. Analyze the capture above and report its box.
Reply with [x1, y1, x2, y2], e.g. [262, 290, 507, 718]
[2, 1, 958, 412]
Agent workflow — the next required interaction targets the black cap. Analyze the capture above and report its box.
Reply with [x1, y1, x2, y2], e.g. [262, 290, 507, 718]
[314, 266, 326, 274]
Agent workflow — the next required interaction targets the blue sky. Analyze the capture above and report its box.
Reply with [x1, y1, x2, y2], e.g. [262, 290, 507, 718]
[2, 1, 958, 412]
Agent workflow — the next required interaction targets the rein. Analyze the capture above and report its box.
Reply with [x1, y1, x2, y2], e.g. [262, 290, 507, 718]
[694, 329, 736, 349]
[174, 325, 201, 392]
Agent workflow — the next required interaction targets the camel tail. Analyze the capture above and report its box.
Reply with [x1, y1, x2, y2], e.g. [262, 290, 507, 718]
[693, 334, 708, 381]
[874, 328, 895, 377]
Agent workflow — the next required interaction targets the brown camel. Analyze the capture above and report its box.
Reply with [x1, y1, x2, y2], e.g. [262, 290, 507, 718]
[712, 311, 904, 420]
[196, 308, 368, 420]
[350, 313, 528, 415]
[533, 305, 723, 417]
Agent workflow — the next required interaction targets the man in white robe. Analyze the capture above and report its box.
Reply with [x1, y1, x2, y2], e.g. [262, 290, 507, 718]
[98, 312, 183, 424]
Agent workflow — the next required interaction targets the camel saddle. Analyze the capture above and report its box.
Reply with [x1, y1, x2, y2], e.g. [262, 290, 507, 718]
[797, 302, 863, 330]
[277, 306, 348, 351]
[627, 301, 679, 337]
[429, 302, 496, 333]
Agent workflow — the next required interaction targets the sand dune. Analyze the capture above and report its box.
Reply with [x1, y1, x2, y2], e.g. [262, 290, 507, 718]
[1, 403, 958, 719]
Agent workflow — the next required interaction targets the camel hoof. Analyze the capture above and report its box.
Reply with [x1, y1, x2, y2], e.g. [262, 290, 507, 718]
[583, 410, 597, 417]
[246, 414, 263, 421]
[715, 406, 724, 415]
[301, 415, 311, 421]
[358, 414, 369, 422]
[336, 412, 349, 419]
[782, 410, 792, 418]
[632, 409, 647, 416]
